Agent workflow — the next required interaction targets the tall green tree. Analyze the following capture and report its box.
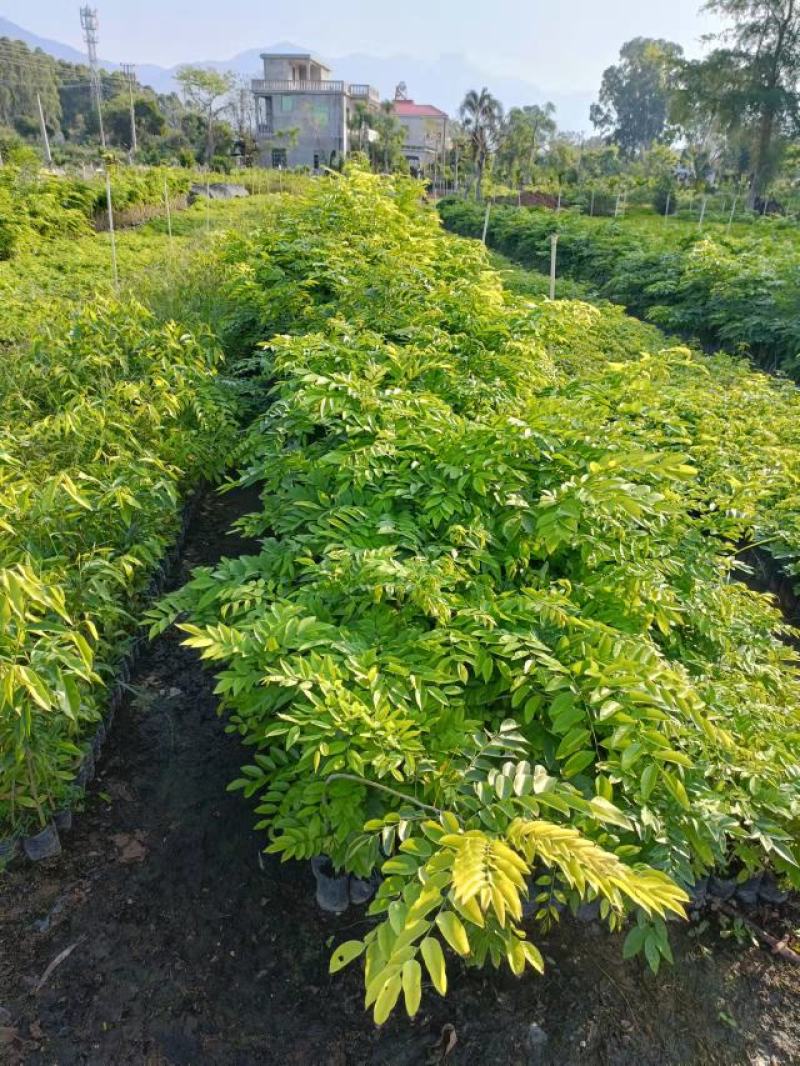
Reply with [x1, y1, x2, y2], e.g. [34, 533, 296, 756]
[348, 101, 373, 153]
[675, 0, 800, 205]
[590, 37, 684, 155]
[175, 66, 236, 163]
[370, 101, 406, 172]
[0, 38, 61, 138]
[459, 87, 503, 199]
[497, 102, 556, 185]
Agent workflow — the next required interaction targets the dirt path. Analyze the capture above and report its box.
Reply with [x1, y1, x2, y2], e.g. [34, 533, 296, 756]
[2, 487, 799, 1066]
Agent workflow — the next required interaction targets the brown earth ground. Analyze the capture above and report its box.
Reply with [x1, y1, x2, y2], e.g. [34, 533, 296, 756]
[1, 487, 799, 1066]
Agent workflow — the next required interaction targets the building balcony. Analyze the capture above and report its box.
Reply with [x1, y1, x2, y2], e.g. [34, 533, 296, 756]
[251, 79, 379, 103]
[256, 123, 274, 136]
[252, 78, 346, 93]
[349, 84, 380, 103]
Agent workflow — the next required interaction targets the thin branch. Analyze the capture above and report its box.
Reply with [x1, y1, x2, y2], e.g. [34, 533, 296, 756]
[718, 902, 800, 965]
[325, 773, 441, 813]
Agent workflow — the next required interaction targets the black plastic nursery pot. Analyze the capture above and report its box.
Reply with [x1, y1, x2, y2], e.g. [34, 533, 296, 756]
[23, 821, 62, 861]
[0, 833, 20, 865]
[53, 808, 73, 833]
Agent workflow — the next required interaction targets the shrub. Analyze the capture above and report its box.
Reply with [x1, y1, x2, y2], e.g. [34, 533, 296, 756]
[150, 169, 800, 1023]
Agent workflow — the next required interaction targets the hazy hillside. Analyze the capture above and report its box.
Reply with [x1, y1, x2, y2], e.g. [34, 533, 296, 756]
[0, 17, 593, 128]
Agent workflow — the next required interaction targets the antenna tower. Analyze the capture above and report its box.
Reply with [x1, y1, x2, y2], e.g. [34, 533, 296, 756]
[80, 6, 107, 148]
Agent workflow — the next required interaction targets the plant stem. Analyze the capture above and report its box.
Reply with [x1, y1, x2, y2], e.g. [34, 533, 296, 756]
[325, 773, 441, 814]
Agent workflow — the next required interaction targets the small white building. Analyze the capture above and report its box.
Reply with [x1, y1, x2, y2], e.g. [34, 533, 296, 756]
[392, 98, 449, 176]
[251, 52, 379, 169]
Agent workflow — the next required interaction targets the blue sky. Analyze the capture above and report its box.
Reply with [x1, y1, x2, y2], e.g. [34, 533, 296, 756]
[5, 1, 721, 92]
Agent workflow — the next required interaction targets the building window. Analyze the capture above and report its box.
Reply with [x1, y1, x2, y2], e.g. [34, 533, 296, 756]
[256, 96, 273, 135]
[313, 153, 320, 170]
[272, 148, 287, 168]
[281, 96, 294, 113]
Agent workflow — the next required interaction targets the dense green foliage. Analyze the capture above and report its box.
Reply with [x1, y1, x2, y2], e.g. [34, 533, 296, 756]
[0, 299, 238, 833]
[590, 37, 684, 153]
[0, 186, 306, 838]
[439, 198, 800, 375]
[0, 37, 234, 166]
[0, 164, 192, 259]
[149, 170, 800, 1021]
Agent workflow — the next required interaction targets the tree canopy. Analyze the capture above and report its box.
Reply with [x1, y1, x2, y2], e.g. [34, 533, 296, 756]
[674, 0, 800, 202]
[590, 37, 685, 155]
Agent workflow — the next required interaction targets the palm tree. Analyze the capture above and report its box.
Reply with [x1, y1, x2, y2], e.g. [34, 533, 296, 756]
[348, 101, 372, 154]
[459, 87, 503, 200]
[372, 100, 405, 172]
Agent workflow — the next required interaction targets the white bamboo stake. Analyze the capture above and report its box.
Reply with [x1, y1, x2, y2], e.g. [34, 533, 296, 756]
[726, 193, 739, 233]
[698, 195, 708, 229]
[104, 166, 119, 291]
[663, 191, 671, 223]
[589, 188, 595, 216]
[481, 201, 492, 244]
[549, 233, 558, 300]
[163, 176, 173, 242]
[37, 93, 52, 166]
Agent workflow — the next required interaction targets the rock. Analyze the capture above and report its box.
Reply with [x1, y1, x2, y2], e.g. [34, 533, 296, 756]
[188, 182, 249, 203]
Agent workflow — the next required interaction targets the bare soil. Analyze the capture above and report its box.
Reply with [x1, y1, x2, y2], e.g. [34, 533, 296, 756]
[1, 486, 799, 1066]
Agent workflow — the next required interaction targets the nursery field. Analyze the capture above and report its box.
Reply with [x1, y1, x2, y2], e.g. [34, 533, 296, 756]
[1, 169, 799, 1064]
[439, 198, 800, 377]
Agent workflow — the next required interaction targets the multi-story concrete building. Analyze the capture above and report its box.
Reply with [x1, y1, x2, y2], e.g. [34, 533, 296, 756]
[392, 97, 449, 177]
[251, 52, 379, 169]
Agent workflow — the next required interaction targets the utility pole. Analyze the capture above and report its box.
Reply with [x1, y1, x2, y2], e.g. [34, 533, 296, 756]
[80, 6, 106, 149]
[36, 93, 52, 166]
[121, 63, 138, 158]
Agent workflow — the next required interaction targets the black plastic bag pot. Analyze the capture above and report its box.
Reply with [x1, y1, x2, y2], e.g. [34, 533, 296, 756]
[75, 749, 95, 789]
[0, 834, 20, 865]
[91, 720, 107, 758]
[24, 822, 61, 861]
[311, 855, 350, 913]
[53, 809, 73, 832]
[349, 872, 381, 905]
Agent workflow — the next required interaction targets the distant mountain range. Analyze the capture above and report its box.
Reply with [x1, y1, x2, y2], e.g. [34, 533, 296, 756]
[0, 16, 594, 131]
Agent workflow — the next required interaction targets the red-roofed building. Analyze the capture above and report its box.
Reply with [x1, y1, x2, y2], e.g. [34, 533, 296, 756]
[392, 91, 449, 176]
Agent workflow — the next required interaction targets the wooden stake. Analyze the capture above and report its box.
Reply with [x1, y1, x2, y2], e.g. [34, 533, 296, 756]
[698, 195, 707, 229]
